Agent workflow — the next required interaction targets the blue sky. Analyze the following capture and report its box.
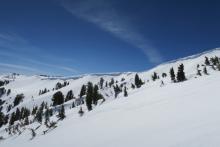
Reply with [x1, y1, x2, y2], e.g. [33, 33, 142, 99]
[0, 0, 220, 76]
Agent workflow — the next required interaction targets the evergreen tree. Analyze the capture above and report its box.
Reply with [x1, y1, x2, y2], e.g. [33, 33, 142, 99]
[79, 85, 86, 97]
[205, 56, 210, 65]
[93, 84, 99, 105]
[32, 106, 38, 115]
[217, 63, 220, 71]
[162, 73, 167, 78]
[152, 72, 159, 81]
[6, 89, 11, 96]
[9, 112, 15, 126]
[86, 82, 93, 111]
[35, 104, 43, 123]
[72, 102, 75, 108]
[52, 91, 64, 106]
[124, 87, 128, 97]
[196, 65, 202, 76]
[65, 90, 74, 102]
[13, 94, 24, 107]
[24, 116, 29, 126]
[203, 66, 208, 75]
[15, 108, 21, 121]
[169, 67, 176, 82]
[100, 78, 104, 89]
[0, 111, 5, 128]
[44, 108, 50, 125]
[78, 107, 84, 117]
[135, 74, 143, 88]
[58, 105, 65, 120]
[177, 64, 186, 82]
[109, 78, 115, 88]
[131, 84, 135, 89]
[114, 84, 121, 98]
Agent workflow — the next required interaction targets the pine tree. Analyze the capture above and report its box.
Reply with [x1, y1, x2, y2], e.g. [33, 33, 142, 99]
[58, 105, 65, 120]
[24, 116, 29, 126]
[65, 90, 74, 102]
[177, 64, 186, 82]
[9, 112, 15, 126]
[0, 111, 5, 128]
[131, 84, 135, 89]
[109, 78, 115, 88]
[35, 105, 43, 123]
[72, 102, 75, 108]
[86, 82, 93, 111]
[52, 91, 64, 106]
[135, 74, 143, 88]
[169, 67, 176, 82]
[203, 66, 208, 75]
[196, 65, 202, 76]
[114, 84, 121, 98]
[79, 85, 86, 97]
[44, 108, 50, 125]
[100, 78, 104, 89]
[78, 107, 84, 117]
[15, 108, 21, 121]
[152, 72, 159, 81]
[93, 84, 99, 105]
[124, 87, 128, 97]
[205, 56, 210, 65]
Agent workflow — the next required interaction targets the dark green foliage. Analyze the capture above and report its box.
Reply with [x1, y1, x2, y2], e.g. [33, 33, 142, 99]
[44, 108, 50, 124]
[203, 66, 208, 75]
[55, 81, 69, 90]
[196, 64, 202, 76]
[9, 112, 16, 126]
[162, 73, 167, 78]
[124, 87, 128, 97]
[58, 105, 65, 120]
[100, 78, 104, 89]
[131, 84, 135, 89]
[205, 56, 210, 65]
[86, 82, 93, 111]
[0, 87, 6, 98]
[32, 106, 38, 115]
[177, 64, 186, 82]
[109, 78, 115, 88]
[24, 116, 29, 126]
[52, 91, 64, 106]
[65, 90, 74, 102]
[15, 108, 21, 121]
[114, 84, 121, 98]
[39, 88, 49, 95]
[0, 111, 5, 128]
[134, 74, 144, 88]
[78, 107, 84, 117]
[152, 72, 159, 81]
[210, 56, 219, 66]
[79, 85, 86, 97]
[72, 102, 75, 108]
[13, 94, 24, 107]
[35, 103, 44, 123]
[6, 89, 11, 96]
[93, 85, 99, 105]
[169, 67, 176, 82]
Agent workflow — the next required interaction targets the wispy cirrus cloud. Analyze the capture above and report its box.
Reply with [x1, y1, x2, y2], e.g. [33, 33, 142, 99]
[0, 33, 79, 75]
[60, 0, 163, 63]
[0, 63, 42, 73]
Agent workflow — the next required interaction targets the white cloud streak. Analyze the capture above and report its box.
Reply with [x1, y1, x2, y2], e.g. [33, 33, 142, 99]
[61, 0, 163, 63]
[0, 63, 42, 73]
[0, 33, 79, 74]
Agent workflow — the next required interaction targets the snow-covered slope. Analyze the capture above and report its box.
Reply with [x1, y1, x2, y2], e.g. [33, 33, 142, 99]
[1, 48, 220, 147]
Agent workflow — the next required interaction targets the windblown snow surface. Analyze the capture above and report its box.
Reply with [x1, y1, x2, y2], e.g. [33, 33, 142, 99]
[1, 48, 220, 147]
